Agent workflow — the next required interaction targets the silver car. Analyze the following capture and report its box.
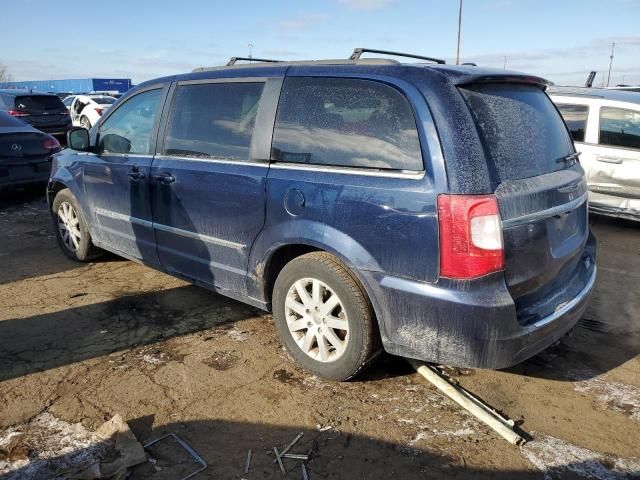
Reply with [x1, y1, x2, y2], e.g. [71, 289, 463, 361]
[550, 86, 640, 220]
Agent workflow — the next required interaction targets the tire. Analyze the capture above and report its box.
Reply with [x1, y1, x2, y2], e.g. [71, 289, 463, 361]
[273, 252, 380, 381]
[80, 116, 91, 129]
[52, 188, 102, 262]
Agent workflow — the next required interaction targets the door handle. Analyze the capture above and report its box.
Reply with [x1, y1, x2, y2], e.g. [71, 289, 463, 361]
[596, 156, 623, 164]
[152, 172, 176, 184]
[128, 168, 145, 181]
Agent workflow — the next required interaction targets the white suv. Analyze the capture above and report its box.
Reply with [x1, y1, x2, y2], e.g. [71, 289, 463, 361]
[549, 87, 640, 220]
[69, 95, 118, 129]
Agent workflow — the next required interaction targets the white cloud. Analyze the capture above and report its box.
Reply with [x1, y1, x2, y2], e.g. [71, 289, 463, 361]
[337, 0, 395, 10]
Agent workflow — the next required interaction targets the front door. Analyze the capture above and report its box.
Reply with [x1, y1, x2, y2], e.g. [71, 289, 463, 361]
[150, 78, 279, 296]
[83, 86, 166, 264]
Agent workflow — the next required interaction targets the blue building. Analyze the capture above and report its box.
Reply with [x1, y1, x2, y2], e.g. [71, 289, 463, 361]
[3, 78, 132, 94]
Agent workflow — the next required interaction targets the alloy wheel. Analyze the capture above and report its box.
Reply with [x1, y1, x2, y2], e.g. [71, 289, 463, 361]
[57, 201, 81, 252]
[284, 277, 349, 363]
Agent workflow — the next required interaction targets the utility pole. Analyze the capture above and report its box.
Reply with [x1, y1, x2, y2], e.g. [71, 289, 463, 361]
[455, 0, 463, 65]
[606, 42, 615, 87]
[248, 43, 254, 62]
[503, 55, 507, 70]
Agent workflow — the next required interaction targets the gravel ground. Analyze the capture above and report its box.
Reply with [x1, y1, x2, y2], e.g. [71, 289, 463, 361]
[0, 188, 638, 479]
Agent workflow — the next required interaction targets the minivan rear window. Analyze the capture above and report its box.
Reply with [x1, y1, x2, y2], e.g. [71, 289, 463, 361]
[15, 95, 65, 113]
[460, 84, 574, 183]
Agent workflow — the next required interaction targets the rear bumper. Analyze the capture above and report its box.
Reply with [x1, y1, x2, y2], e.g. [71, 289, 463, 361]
[361, 248, 597, 370]
[0, 162, 51, 189]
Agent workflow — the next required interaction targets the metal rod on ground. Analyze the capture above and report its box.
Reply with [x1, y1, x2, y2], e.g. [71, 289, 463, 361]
[274, 447, 286, 474]
[273, 432, 304, 463]
[244, 449, 251, 474]
[407, 359, 526, 445]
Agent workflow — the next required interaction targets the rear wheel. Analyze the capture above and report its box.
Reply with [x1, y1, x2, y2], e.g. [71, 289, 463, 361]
[52, 189, 101, 262]
[273, 252, 379, 381]
[80, 116, 91, 129]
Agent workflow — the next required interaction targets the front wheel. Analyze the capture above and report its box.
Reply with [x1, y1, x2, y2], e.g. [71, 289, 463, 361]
[52, 188, 101, 262]
[272, 252, 379, 381]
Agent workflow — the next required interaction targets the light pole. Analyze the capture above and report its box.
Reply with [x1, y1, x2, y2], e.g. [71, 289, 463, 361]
[248, 43, 254, 62]
[455, 0, 463, 65]
[606, 42, 615, 87]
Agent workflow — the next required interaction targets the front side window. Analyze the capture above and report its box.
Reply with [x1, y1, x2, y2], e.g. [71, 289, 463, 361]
[556, 103, 589, 142]
[98, 88, 162, 155]
[164, 82, 264, 160]
[271, 77, 423, 171]
[599, 107, 640, 150]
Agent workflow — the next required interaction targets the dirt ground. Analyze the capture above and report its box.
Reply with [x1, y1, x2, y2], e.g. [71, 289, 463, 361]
[0, 188, 638, 479]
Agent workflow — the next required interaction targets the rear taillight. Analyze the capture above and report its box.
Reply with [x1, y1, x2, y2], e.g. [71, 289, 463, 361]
[7, 109, 28, 117]
[437, 194, 504, 279]
[43, 136, 61, 153]
[95, 108, 103, 116]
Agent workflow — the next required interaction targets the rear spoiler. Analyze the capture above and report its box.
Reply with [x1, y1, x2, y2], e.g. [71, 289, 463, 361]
[454, 73, 551, 89]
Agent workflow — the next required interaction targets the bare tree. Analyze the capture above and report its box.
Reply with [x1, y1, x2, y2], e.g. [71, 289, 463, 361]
[0, 63, 12, 86]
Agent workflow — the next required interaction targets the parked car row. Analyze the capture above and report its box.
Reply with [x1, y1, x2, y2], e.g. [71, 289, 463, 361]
[50, 50, 598, 380]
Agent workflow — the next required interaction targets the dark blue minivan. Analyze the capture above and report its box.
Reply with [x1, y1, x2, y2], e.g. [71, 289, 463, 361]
[49, 50, 596, 380]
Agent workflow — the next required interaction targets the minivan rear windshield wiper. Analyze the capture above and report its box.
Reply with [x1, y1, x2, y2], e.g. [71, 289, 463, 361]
[555, 151, 581, 166]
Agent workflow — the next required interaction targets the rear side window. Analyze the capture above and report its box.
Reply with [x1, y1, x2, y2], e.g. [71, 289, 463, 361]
[555, 104, 589, 142]
[460, 84, 574, 183]
[164, 82, 264, 160]
[15, 95, 65, 113]
[271, 77, 423, 171]
[599, 107, 640, 150]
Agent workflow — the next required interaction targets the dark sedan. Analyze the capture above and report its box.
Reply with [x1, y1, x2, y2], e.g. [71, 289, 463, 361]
[0, 111, 61, 190]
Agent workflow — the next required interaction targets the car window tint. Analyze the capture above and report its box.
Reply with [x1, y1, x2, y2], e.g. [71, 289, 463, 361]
[164, 82, 264, 160]
[556, 103, 589, 142]
[98, 89, 162, 155]
[93, 97, 116, 105]
[271, 77, 423, 171]
[599, 107, 640, 150]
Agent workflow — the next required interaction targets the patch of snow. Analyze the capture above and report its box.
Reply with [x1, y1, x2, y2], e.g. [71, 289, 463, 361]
[227, 327, 250, 342]
[521, 432, 640, 480]
[0, 413, 107, 480]
[574, 376, 640, 421]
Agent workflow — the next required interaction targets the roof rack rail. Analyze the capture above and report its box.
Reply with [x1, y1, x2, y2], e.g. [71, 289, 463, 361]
[349, 47, 446, 64]
[226, 56, 281, 66]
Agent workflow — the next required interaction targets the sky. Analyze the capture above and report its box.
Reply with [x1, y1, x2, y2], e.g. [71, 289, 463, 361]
[1, 0, 639, 87]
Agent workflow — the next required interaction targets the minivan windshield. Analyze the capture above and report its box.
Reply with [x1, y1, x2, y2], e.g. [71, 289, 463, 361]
[460, 84, 574, 184]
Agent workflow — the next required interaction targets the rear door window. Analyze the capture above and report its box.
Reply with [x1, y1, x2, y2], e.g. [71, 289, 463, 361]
[555, 103, 589, 142]
[460, 84, 574, 183]
[15, 95, 65, 113]
[164, 82, 264, 160]
[271, 77, 423, 171]
[599, 107, 640, 150]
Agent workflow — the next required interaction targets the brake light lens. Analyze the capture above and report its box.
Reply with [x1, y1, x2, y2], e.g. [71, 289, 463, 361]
[95, 107, 103, 116]
[7, 109, 28, 117]
[42, 136, 61, 153]
[437, 194, 504, 279]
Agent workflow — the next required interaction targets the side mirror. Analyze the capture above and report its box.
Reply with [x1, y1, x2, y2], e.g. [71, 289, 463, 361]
[68, 128, 91, 151]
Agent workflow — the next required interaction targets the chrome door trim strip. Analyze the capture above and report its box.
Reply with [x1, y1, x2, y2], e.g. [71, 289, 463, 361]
[269, 162, 426, 179]
[95, 208, 245, 251]
[153, 154, 268, 168]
